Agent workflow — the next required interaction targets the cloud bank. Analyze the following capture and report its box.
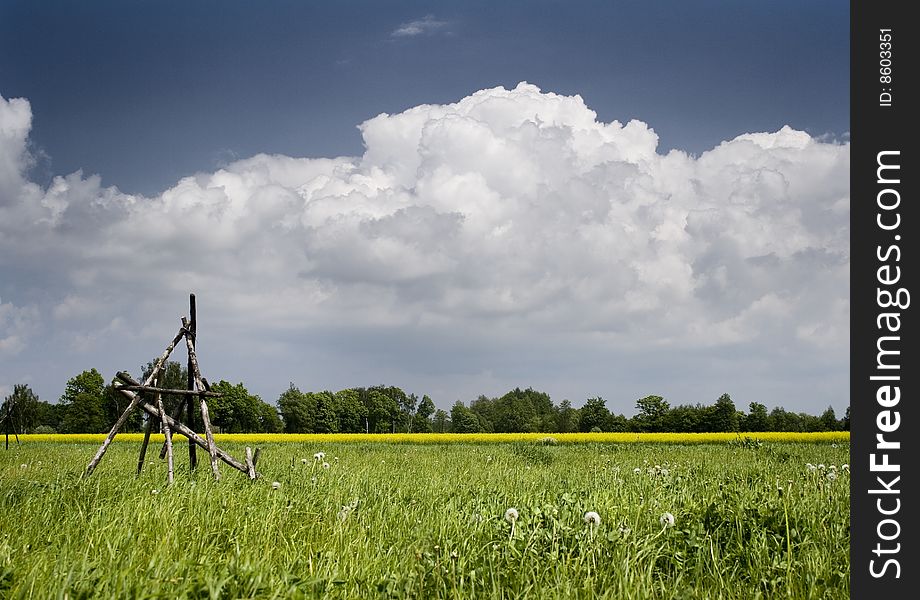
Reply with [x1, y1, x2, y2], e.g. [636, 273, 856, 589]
[0, 84, 849, 412]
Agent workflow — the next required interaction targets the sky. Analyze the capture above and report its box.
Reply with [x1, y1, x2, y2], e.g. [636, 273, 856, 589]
[0, 0, 850, 417]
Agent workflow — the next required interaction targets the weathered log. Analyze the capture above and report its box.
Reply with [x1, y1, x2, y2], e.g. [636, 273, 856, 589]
[244, 447, 256, 479]
[183, 317, 220, 481]
[159, 400, 186, 460]
[137, 374, 160, 475]
[187, 293, 198, 469]
[117, 385, 220, 397]
[253, 447, 262, 467]
[137, 416, 155, 475]
[114, 382, 253, 476]
[155, 389, 174, 484]
[84, 327, 186, 478]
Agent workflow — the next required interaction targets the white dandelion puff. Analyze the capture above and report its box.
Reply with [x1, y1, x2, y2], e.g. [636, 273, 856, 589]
[660, 468, 670, 477]
[271, 481, 281, 490]
[584, 511, 601, 526]
[633, 467, 642, 475]
[322, 462, 331, 469]
[818, 464, 826, 471]
[150, 489, 159, 495]
[806, 463, 817, 473]
[828, 465, 837, 471]
[301, 458, 308, 464]
[841, 464, 849, 471]
[314, 452, 326, 461]
[827, 471, 838, 481]
[660, 512, 675, 528]
[505, 507, 519, 539]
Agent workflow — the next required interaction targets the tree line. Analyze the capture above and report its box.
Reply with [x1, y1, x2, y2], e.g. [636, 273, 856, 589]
[2, 363, 849, 435]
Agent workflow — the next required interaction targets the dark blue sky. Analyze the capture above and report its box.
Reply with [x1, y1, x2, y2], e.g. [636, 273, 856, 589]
[1, 0, 848, 196]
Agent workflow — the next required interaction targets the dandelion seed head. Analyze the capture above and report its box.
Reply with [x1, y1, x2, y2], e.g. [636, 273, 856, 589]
[322, 462, 331, 469]
[827, 471, 837, 481]
[271, 481, 281, 490]
[660, 512, 675, 528]
[150, 489, 159, 495]
[818, 464, 826, 470]
[633, 467, 642, 475]
[584, 511, 601, 526]
[841, 464, 849, 471]
[301, 458, 308, 464]
[504, 508, 519, 523]
[314, 452, 325, 461]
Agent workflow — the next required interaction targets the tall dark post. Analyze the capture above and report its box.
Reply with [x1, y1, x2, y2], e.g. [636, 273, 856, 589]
[187, 293, 198, 469]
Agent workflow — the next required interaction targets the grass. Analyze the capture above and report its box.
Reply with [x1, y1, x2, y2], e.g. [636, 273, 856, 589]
[1, 439, 849, 599]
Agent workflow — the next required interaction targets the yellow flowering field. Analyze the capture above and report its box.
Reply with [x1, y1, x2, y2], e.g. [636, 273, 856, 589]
[16, 430, 849, 444]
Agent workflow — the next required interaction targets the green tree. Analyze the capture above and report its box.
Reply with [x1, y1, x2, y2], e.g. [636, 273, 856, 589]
[662, 404, 708, 433]
[767, 407, 803, 432]
[708, 393, 739, 432]
[209, 380, 262, 433]
[334, 388, 367, 433]
[257, 401, 283, 433]
[432, 409, 449, 433]
[278, 384, 314, 433]
[579, 397, 611, 432]
[632, 395, 670, 432]
[494, 388, 555, 432]
[413, 395, 436, 433]
[743, 402, 769, 432]
[450, 401, 481, 433]
[60, 369, 108, 433]
[555, 399, 580, 433]
[2, 384, 43, 433]
[308, 391, 339, 434]
[819, 406, 838, 431]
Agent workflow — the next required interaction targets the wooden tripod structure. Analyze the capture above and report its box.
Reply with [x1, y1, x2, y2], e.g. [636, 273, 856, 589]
[2, 393, 22, 450]
[83, 294, 260, 482]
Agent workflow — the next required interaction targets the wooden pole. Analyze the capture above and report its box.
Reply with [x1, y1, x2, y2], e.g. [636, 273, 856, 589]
[113, 381, 254, 477]
[84, 327, 187, 478]
[136, 374, 159, 475]
[182, 317, 220, 481]
[187, 293, 197, 469]
[137, 413, 155, 475]
[159, 400, 186, 460]
[155, 387, 174, 484]
[244, 447, 256, 479]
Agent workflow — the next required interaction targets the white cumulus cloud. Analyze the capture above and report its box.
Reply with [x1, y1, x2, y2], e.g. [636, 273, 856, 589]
[0, 84, 849, 412]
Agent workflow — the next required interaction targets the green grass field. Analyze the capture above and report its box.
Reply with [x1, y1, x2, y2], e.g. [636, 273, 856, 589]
[1, 440, 849, 599]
